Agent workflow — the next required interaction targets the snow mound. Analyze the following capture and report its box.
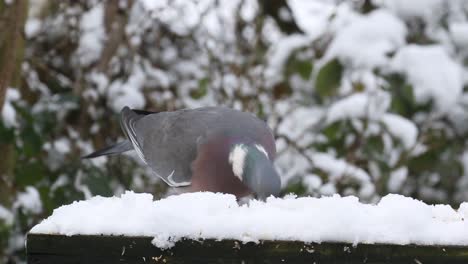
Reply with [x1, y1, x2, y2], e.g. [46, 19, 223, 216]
[389, 45, 463, 112]
[1, 88, 20, 128]
[326, 91, 390, 123]
[325, 9, 406, 69]
[30, 191, 468, 248]
[381, 113, 418, 149]
[374, 0, 443, 21]
[76, 3, 105, 66]
[287, 0, 335, 39]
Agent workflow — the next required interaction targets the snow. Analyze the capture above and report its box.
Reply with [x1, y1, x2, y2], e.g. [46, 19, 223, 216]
[108, 66, 146, 112]
[374, 0, 443, 21]
[312, 153, 371, 183]
[1, 88, 20, 128]
[54, 138, 71, 154]
[326, 91, 390, 124]
[389, 45, 463, 112]
[14, 186, 42, 214]
[25, 18, 42, 38]
[324, 10, 406, 69]
[239, 0, 258, 22]
[76, 3, 105, 66]
[450, 22, 468, 48]
[381, 113, 418, 149]
[387, 167, 408, 192]
[89, 72, 109, 95]
[302, 174, 323, 192]
[30, 191, 468, 248]
[140, 0, 242, 37]
[277, 106, 323, 141]
[0, 205, 13, 225]
[287, 0, 335, 39]
[460, 203, 468, 218]
[74, 171, 93, 200]
[138, 0, 170, 11]
[319, 182, 337, 196]
[311, 152, 373, 198]
[44, 137, 71, 154]
[265, 34, 312, 86]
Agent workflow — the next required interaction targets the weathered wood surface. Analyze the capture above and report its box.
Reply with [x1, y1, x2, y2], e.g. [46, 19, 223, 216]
[27, 233, 468, 264]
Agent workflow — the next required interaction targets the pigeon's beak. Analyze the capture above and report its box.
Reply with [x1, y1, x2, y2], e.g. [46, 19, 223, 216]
[253, 160, 281, 200]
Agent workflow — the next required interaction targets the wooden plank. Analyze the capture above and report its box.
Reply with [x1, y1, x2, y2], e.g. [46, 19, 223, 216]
[27, 233, 468, 264]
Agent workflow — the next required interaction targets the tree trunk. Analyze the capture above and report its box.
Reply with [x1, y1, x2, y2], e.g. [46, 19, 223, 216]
[0, 0, 27, 107]
[0, 0, 28, 233]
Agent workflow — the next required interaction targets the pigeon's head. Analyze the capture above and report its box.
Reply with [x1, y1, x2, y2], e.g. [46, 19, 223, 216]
[228, 143, 281, 199]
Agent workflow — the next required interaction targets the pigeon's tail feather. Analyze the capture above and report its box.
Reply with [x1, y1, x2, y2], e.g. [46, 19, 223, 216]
[82, 140, 133, 159]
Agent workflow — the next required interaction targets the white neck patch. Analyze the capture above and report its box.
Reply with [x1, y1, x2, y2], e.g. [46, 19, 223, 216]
[229, 144, 247, 180]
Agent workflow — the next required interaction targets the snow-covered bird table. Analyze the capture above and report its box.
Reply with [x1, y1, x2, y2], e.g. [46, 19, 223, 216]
[27, 191, 468, 263]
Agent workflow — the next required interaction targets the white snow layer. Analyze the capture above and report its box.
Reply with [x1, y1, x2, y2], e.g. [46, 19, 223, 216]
[310, 152, 374, 198]
[390, 45, 463, 112]
[265, 34, 312, 85]
[311, 153, 371, 184]
[450, 22, 468, 48]
[278, 106, 323, 141]
[326, 91, 390, 124]
[381, 113, 417, 149]
[76, 3, 105, 66]
[25, 18, 42, 38]
[1, 88, 20, 128]
[107, 66, 146, 112]
[373, 0, 443, 21]
[14, 186, 43, 214]
[287, 0, 335, 39]
[0, 205, 13, 225]
[387, 167, 408, 193]
[324, 10, 406, 69]
[30, 191, 468, 248]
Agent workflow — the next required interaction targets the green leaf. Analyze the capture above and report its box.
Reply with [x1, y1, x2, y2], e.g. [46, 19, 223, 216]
[286, 59, 313, 80]
[363, 136, 385, 160]
[15, 160, 45, 187]
[297, 60, 313, 80]
[190, 78, 209, 99]
[315, 58, 343, 99]
[256, 103, 265, 120]
[385, 73, 432, 118]
[83, 168, 113, 197]
[13, 103, 34, 123]
[281, 180, 308, 196]
[20, 125, 42, 157]
[0, 220, 11, 251]
[46, 179, 83, 214]
[0, 122, 14, 144]
[322, 121, 341, 141]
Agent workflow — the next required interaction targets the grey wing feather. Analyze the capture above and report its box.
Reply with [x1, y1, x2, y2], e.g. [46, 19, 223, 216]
[120, 107, 209, 187]
[132, 108, 220, 187]
[121, 107, 186, 187]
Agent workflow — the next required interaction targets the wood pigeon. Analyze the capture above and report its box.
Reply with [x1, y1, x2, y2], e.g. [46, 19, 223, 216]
[83, 106, 281, 199]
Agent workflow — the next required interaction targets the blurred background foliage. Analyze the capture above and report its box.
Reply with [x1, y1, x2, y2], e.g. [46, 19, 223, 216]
[1, 0, 468, 262]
